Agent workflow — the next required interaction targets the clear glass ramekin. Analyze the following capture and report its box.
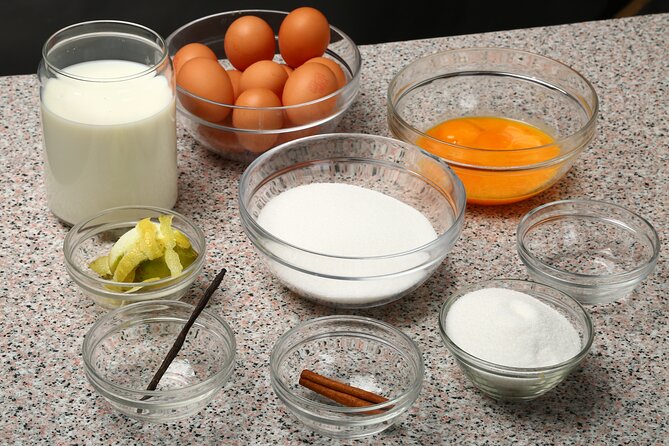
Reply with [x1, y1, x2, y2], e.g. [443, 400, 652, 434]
[238, 133, 466, 308]
[270, 315, 424, 439]
[63, 205, 206, 309]
[517, 199, 660, 304]
[439, 279, 593, 401]
[82, 300, 236, 422]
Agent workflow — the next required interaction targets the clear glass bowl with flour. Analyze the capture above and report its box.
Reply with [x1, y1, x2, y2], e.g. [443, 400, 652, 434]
[439, 279, 594, 401]
[38, 21, 178, 225]
[239, 133, 466, 308]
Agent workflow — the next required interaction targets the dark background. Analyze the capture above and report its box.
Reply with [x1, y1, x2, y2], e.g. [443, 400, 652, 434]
[2, 0, 667, 76]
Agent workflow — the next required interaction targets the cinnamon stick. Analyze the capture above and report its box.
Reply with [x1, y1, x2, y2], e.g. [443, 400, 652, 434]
[300, 369, 389, 404]
[298, 376, 386, 415]
[298, 370, 392, 415]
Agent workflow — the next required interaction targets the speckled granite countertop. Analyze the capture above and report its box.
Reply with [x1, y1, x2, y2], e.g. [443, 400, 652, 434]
[1, 13, 667, 445]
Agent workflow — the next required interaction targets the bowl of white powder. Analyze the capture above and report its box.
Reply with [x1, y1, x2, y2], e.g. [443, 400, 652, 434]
[438, 279, 593, 401]
[238, 133, 466, 308]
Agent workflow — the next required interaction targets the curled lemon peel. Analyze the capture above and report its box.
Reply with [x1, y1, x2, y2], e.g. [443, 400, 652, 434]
[88, 215, 198, 293]
[89, 255, 111, 278]
[137, 218, 164, 260]
[159, 215, 183, 277]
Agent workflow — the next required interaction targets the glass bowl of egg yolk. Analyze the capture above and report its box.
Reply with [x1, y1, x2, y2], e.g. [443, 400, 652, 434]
[387, 47, 599, 205]
[166, 9, 361, 162]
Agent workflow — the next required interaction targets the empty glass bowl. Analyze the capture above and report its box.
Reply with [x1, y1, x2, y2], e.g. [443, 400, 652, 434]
[439, 279, 593, 401]
[63, 206, 206, 310]
[82, 300, 236, 422]
[238, 133, 466, 308]
[270, 315, 424, 439]
[517, 199, 660, 304]
[388, 47, 599, 205]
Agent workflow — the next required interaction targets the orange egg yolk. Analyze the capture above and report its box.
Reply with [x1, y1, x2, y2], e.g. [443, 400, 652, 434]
[417, 116, 561, 205]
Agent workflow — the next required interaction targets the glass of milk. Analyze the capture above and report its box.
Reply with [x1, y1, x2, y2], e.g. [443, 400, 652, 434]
[38, 21, 178, 225]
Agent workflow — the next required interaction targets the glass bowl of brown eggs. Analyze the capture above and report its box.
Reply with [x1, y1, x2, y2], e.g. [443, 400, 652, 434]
[166, 9, 361, 162]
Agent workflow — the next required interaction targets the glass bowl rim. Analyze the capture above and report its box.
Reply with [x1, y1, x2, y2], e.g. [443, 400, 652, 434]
[63, 205, 206, 292]
[82, 299, 236, 399]
[438, 278, 594, 375]
[387, 46, 600, 163]
[516, 199, 661, 284]
[237, 132, 467, 273]
[269, 314, 424, 415]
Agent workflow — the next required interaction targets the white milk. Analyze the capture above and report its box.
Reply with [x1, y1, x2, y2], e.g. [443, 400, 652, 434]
[41, 60, 177, 224]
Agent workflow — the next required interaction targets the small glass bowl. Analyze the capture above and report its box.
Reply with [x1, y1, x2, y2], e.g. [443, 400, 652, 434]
[166, 10, 361, 162]
[439, 279, 593, 401]
[388, 47, 599, 205]
[517, 199, 660, 305]
[64, 206, 206, 310]
[82, 300, 236, 422]
[270, 315, 424, 439]
[238, 133, 466, 308]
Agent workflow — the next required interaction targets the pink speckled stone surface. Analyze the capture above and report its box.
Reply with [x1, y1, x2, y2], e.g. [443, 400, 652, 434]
[1, 13, 667, 444]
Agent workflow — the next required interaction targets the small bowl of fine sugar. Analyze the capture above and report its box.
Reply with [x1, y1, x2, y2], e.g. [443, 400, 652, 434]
[238, 133, 466, 308]
[438, 279, 593, 401]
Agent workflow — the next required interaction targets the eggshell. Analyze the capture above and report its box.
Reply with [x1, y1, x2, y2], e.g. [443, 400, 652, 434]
[224, 16, 276, 71]
[278, 7, 330, 67]
[177, 58, 234, 122]
[282, 62, 338, 125]
[239, 60, 289, 97]
[197, 123, 241, 153]
[280, 64, 294, 76]
[305, 56, 347, 89]
[172, 43, 217, 75]
[232, 88, 284, 153]
[227, 69, 243, 100]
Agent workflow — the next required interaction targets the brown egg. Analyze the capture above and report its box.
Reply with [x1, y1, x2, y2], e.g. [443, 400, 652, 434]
[200, 113, 247, 154]
[239, 60, 289, 97]
[197, 123, 241, 153]
[177, 58, 234, 122]
[224, 16, 276, 71]
[280, 64, 294, 76]
[305, 56, 347, 89]
[233, 88, 284, 153]
[279, 7, 330, 67]
[227, 69, 243, 100]
[172, 43, 217, 76]
[282, 62, 338, 125]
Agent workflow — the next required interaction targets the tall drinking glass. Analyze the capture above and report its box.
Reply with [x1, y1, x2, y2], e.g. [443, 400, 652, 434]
[38, 21, 178, 225]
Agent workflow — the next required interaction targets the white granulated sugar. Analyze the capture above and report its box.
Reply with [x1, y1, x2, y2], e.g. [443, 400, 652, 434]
[258, 183, 436, 256]
[256, 183, 438, 304]
[445, 288, 581, 368]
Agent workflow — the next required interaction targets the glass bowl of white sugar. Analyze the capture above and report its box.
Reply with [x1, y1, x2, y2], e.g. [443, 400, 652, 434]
[438, 279, 593, 401]
[238, 133, 466, 308]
